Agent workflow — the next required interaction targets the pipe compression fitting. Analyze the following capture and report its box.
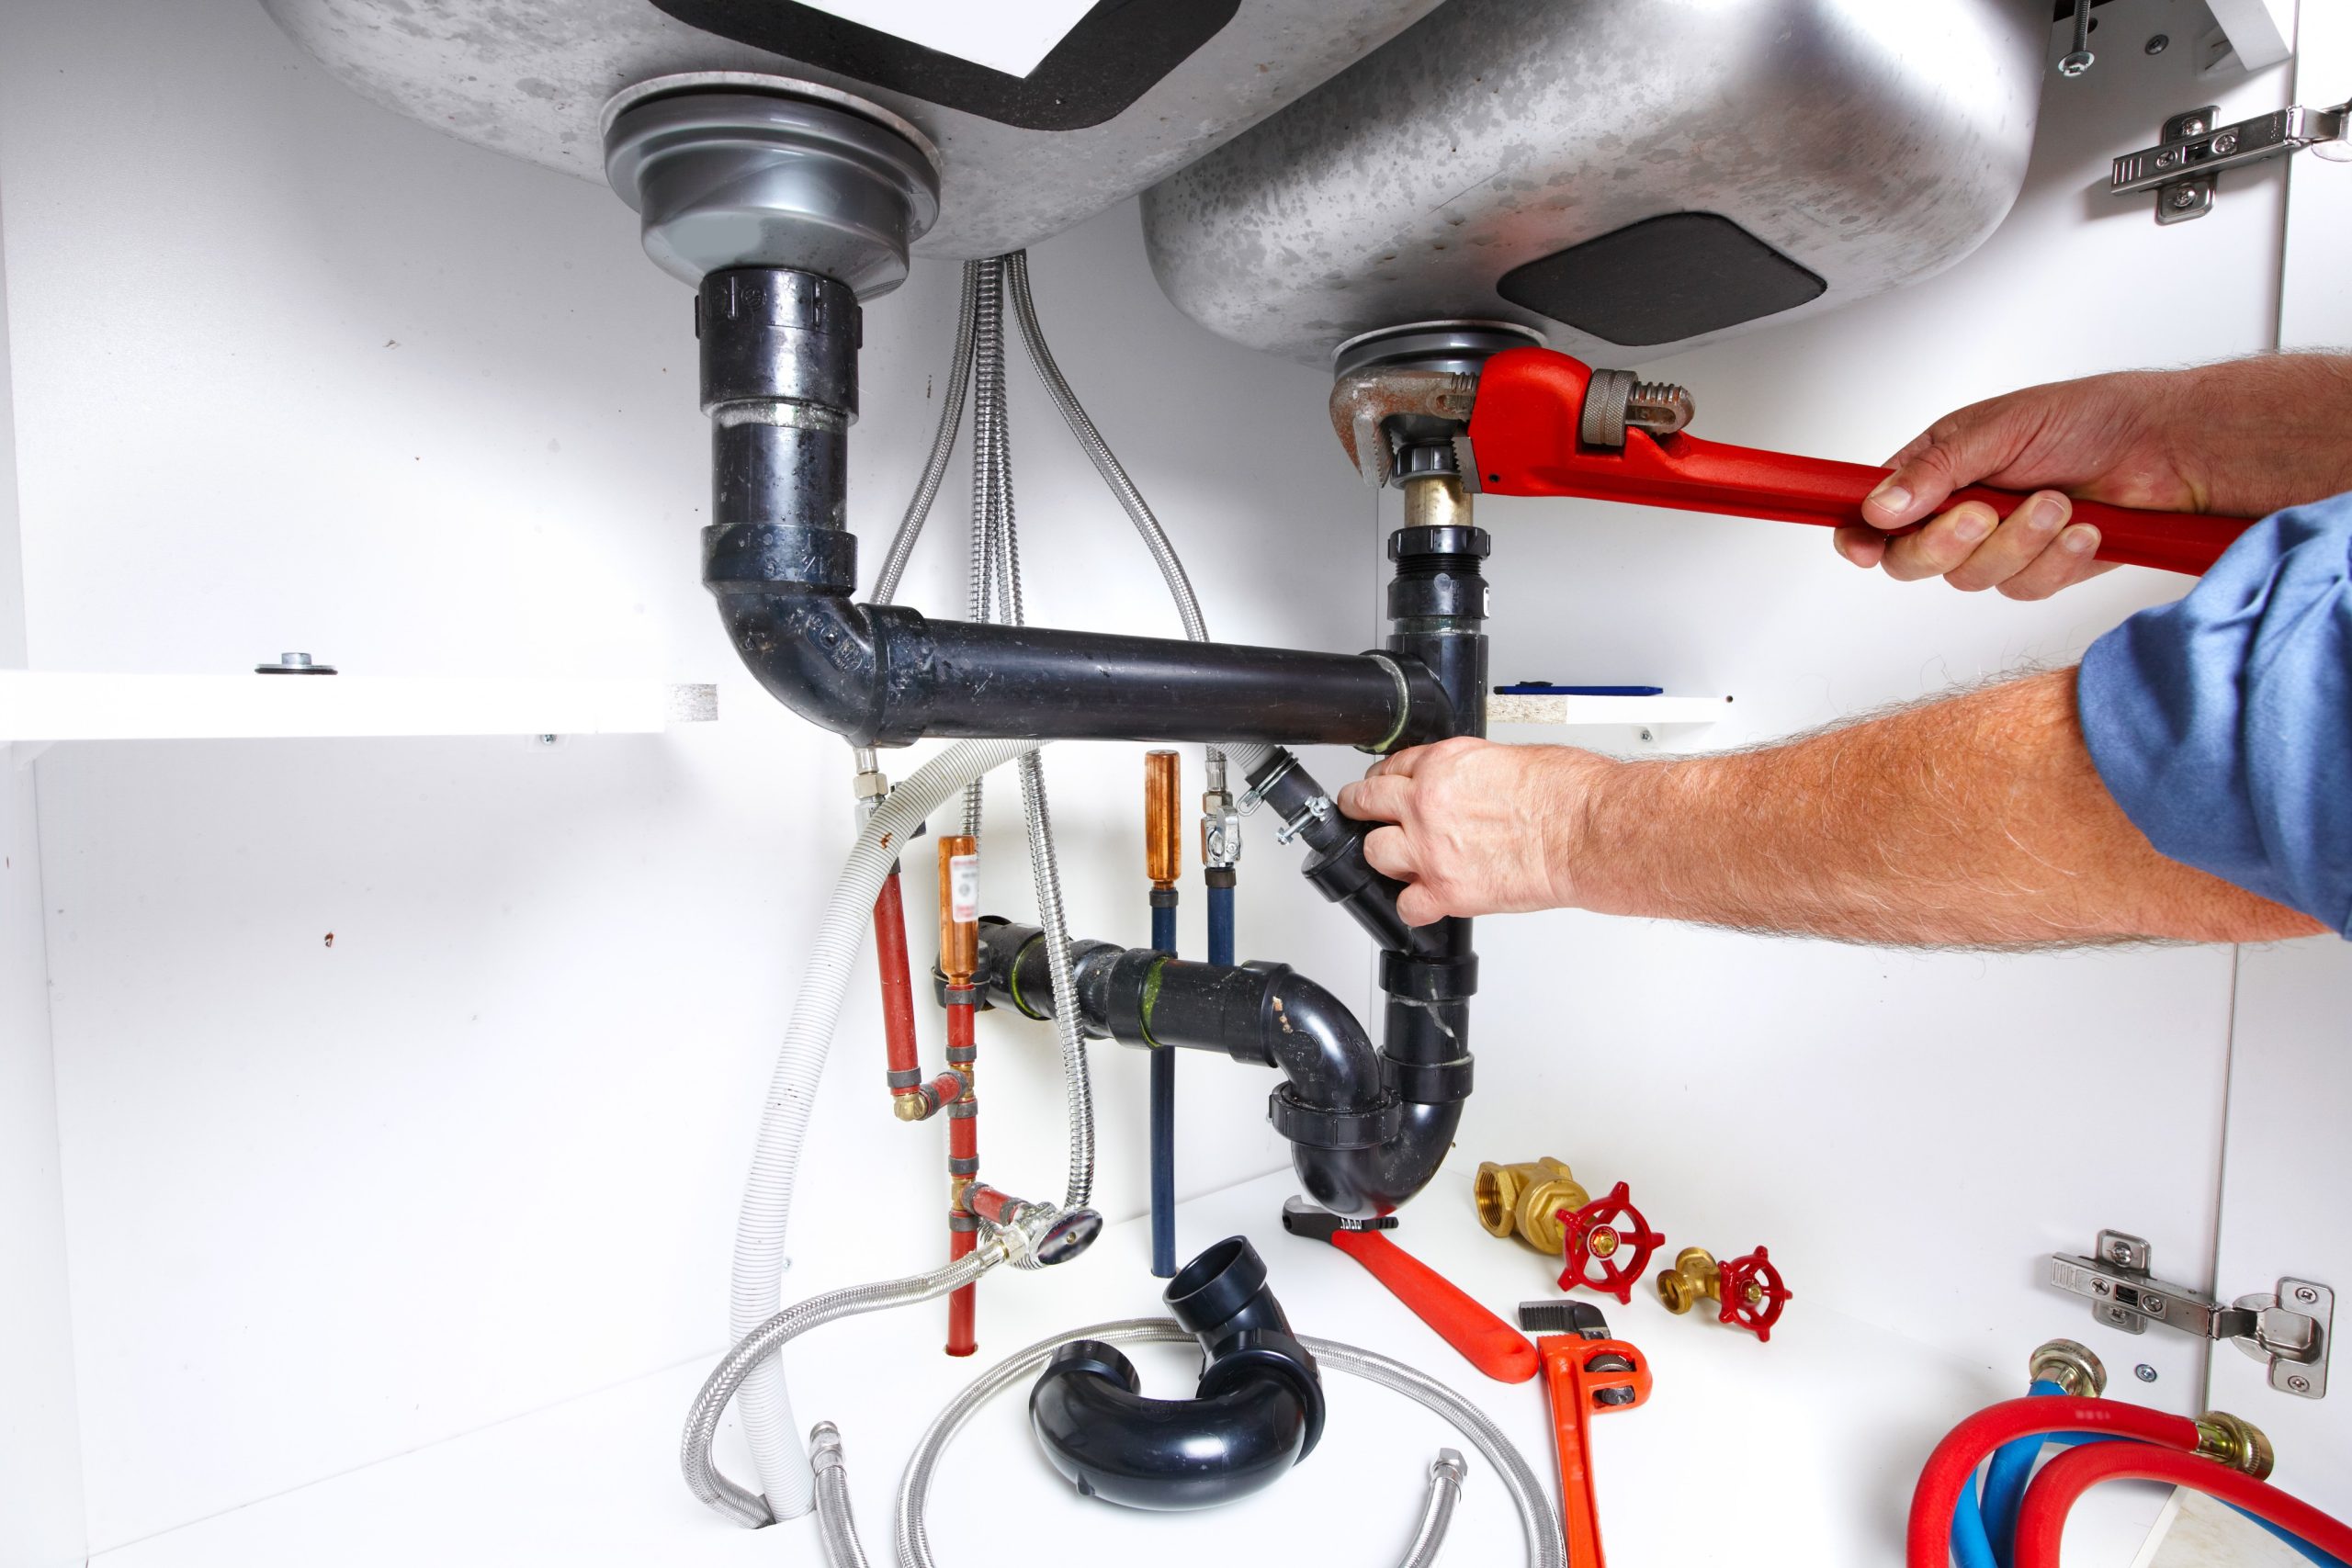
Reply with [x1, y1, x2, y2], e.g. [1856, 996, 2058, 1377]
[970, 918, 1463, 1217]
[1031, 1237, 1324, 1510]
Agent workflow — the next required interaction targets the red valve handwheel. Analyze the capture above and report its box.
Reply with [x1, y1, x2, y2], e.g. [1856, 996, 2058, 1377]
[1714, 1246, 1791, 1343]
[1555, 1181, 1665, 1305]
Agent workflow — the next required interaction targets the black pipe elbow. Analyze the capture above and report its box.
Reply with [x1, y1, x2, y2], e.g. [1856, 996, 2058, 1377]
[1031, 1237, 1322, 1511]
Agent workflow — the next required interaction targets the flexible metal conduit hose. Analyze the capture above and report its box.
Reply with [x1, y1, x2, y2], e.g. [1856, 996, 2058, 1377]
[889, 1319, 1565, 1568]
[693, 1250, 1001, 1528]
[729, 738, 1044, 1517]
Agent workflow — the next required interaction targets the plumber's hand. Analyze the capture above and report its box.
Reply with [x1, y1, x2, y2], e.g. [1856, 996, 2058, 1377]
[1835, 371, 2205, 598]
[1338, 738, 1597, 926]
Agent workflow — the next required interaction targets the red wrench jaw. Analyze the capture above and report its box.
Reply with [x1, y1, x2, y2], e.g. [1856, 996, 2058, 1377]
[1464, 345, 1596, 491]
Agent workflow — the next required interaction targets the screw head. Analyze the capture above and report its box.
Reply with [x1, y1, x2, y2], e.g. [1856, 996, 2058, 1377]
[2145, 33, 2169, 54]
[2170, 186, 2203, 210]
[2182, 117, 2209, 136]
[2144, 1296, 2166, 1316]
[535, 733, 561, 747]
[2156, 149, 2182, 168]
[2295, 1285, 2320, 1304]
[2094, 1278, 2114, 1296]
[2289, 1374, 2313, 1393]
[2135, 1363, 2159, 1382]
[2060, 50, 2094, 77]
[2212, 130, 2240, 154]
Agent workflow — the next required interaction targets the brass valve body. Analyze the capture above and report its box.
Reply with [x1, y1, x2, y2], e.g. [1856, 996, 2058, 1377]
[1474, 1157, 1590, 1256]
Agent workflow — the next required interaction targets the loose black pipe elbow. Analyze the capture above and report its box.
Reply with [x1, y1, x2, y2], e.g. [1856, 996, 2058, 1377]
[973, 920, 1438, 1215]
[1031, 1237, 1322, 1510]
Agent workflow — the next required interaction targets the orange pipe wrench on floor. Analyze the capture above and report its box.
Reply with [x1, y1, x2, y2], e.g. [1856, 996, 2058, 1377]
[1517, 1300, 1653, 1568]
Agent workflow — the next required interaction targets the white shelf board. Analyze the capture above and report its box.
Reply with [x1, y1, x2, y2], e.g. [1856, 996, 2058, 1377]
[93, 1168, 2177, 1568]
[0, 672, 718, 743]
[1488, 693, 1731, 728]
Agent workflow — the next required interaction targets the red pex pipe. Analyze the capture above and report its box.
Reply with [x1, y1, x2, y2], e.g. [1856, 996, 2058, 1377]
[873, 871, 922, 1097]
[1467, 347, 2256, 578]
[1906, 1398, 2203, 1568]
[945, 991, 978, 1358]
[2013, 1445, 2352, 1568]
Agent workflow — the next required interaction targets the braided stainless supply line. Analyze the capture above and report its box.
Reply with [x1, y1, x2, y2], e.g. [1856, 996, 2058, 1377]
[810, 1421, 872, 1568]
[690, 1250, 1001, 1527]
[872, 261, 980, 607]
[890, 1319, 1564, 1568]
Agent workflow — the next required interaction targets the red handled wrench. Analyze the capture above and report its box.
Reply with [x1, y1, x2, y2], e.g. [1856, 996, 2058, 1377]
[1282, 1197, 1538, 1383]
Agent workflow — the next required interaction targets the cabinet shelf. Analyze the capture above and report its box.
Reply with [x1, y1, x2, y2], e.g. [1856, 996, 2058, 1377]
[0, 672, 718, 744]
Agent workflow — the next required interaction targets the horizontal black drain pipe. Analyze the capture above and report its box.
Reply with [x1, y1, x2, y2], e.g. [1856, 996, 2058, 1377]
[694, 265, 1451, 750]
[707, 547, 1446, 749]
[972, 918, 1461, 1216]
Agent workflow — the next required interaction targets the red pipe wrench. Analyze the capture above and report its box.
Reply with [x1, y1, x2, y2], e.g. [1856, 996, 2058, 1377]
[1462, 346, 2254, 577]
[1283, 1198, 1538, 1383]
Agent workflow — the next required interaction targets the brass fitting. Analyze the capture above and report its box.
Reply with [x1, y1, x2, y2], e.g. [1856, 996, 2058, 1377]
[1145, 750, 1182, 889]
[1474, 1157, 1589, 1256]
[2027, 1338, 2107, 1398]
[937, 835, 978, 985]
[2194, 1411, 2276, 1479]
[893, 1093, 928, 1122]
[1657, 1247, 1724, 1315]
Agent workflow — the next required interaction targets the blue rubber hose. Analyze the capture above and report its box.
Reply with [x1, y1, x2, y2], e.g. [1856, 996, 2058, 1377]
[1148, 895, 1178, 1279]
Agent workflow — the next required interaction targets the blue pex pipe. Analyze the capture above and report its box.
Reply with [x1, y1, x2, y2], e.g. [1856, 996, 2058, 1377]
[1207, 881, 1235, 968]
[1148, 897, 1178, 1279]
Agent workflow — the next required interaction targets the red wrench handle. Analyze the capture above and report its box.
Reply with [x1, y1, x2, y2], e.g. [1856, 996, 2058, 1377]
[1329, 1228, 1539, 1383]
[1466, 347, 2256, 578]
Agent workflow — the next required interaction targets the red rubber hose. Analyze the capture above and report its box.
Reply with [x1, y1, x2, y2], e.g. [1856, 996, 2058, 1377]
[2013, 1444, 2352, 1568]
[1907, 1398, 2203, 1568]
[872, 871, 922, 1088]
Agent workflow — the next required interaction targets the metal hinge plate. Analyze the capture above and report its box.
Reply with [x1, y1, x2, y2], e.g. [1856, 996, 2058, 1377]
[2115, 101, 2351, 224]
[2047, 1231, 2333, 1398]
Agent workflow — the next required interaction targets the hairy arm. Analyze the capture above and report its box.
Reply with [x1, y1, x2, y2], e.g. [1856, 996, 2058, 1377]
[1338, 671, 2325, 947]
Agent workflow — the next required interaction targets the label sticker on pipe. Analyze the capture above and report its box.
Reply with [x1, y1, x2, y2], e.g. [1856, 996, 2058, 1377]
[949, 854, 980, 924]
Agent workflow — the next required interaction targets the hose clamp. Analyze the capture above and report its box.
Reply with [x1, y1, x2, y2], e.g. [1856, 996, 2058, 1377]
[1274, 795, 1332, 846]
[1235, 753, 1299, 818]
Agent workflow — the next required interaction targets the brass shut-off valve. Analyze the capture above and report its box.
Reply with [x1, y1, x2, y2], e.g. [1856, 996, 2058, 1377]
[1475, 1157, 1589, 1256]
[1657, 1245, 1792, 1342]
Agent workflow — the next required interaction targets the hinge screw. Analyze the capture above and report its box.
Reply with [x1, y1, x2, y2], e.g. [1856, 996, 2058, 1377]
[2135, 1363, 2158, 1382]
[2182, 117, 2209, 136]
[2169, 186, 2202, 211]
[2289, 1374, 2313, 1393]
[2144, 34, 2169, 54]
[2294, 1285, 2319, 1304]
[2109, 1241, 2132, 1262]
[2212, 130, 2240, 154]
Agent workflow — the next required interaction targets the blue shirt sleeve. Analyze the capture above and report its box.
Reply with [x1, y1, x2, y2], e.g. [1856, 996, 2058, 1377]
[2077, 492, 2352, 937]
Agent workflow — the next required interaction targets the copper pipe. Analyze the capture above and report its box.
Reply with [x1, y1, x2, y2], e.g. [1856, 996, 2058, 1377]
[1145, 750, 1182, 889]
[937, 835, 978, 984]
[874, 870, 925, 1114]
